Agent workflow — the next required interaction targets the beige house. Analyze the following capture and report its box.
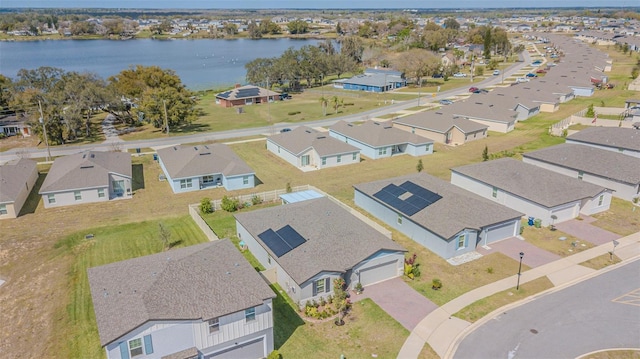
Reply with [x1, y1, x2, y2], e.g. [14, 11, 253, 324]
[393, 111, 487, 146]
[0, 158, 38, 219]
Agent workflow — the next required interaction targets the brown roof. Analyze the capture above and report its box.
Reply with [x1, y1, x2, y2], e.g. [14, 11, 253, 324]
[88, 240, 275, 346]
[157, 144, 254, 179]
[234, 197, 405, 285]
[330, 120, 434, 147]
[39, 151, 131, 194]
[0, 158, 37, 204]
[394, 111, 488, 134]
[268, 126, 360, 156]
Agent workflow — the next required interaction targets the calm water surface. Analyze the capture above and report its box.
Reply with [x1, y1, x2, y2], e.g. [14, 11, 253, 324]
[0, 38, 320, 90]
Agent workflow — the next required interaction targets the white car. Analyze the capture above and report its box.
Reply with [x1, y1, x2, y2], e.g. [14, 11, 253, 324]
[493, 70, 500, 76]
[452, 72, 467, 78]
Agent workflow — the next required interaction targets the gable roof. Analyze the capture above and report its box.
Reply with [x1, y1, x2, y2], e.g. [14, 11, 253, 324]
[450, 97, 520, 124]
[523, 144, 640, 185]
[566, 127, 640, 152]
[39, 151, 131, 194]
[234, 197, 405, 285]
[88, 240, 275, 346]
[394, 111, 488, 134]
[215, 85, 279, 101]
[330, 120, 434, 147]
[157, 144, 254, 179]
[451, 158, 608, 207]
[0, 158, 37, 204]
[340, 72, 404, 87]
[268, 126, 360, 157]
[354, 173, 523, 239]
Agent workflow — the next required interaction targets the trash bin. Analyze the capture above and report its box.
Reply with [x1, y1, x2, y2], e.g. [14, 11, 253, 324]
[527, 217, 535, 226]
[534, 219, 542, 228]
[153, 153, 158, 161]
[136, 148, 141, 154]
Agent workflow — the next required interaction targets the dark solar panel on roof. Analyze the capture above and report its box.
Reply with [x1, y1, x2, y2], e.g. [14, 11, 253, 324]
[217, 90, 233, 99]
[373, 181, 441, 216]
[277, 225, 306, 249]
[257, 225, 307, 258]
[236, 87, 260, 98]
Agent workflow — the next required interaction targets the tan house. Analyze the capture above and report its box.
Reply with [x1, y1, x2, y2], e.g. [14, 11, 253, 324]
[215, 85, 281, 108]
[393, 111, 487, 146]
[0, 158, 38, 219]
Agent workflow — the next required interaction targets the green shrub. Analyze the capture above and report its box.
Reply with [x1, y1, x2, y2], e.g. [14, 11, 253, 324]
[199, 197, 213, 214]
[432, 278, 443, 290]
[220, 195, 239, 212]
[486, 267, 494, 274]
[287, 111, 301, 116]
[586, 103, 595, 117]
[267, 350, 282, 359]
[251, 194, 262, 205]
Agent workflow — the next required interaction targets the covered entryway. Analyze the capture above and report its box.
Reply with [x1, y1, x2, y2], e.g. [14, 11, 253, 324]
[206, 337, 265, 359]
[483, 221, 516, 244]
[358, 260, 399, 286]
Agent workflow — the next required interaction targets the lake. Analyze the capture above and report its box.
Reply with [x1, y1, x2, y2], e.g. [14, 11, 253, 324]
[0, 38, 321, 90]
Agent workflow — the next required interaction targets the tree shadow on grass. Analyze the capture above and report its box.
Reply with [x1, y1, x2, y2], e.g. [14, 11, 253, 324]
[132, 164, 145, 191]
[272, 285, 305, 349]
[18, 173, 46, 216]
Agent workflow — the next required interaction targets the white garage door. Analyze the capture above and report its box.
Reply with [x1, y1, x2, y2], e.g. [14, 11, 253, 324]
[550, 204, 578, 224]
[207, 337, 264, 359]
[359, 260, 398, 286]
[484, 221, 516, 244]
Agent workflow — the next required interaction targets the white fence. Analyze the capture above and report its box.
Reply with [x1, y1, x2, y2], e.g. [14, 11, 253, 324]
[550, 107, 633, 136]
[188, 204, 219, 241]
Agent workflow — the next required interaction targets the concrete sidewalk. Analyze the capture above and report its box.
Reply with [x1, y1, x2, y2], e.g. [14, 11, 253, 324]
[397, 231, 640, 359]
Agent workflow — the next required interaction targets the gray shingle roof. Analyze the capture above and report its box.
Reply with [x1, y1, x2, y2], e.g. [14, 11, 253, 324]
[340, 72, 404, 87]
[523, 144, 640, 185]
[451, 158, 608, 208]
[268, 126, 360, 157]
[88, 240, 275, 346]
[157, 144, 254, 179]
[0, 158, 37, 204]
[330, 120, 433, 147]
[354, 173, 523, 239]
[450, 97, 519, 124]
[234, 197, 405, 285]
[566, 127, 640, 152]
[394, 111, 488, 134]
[39, 151, 131, 194]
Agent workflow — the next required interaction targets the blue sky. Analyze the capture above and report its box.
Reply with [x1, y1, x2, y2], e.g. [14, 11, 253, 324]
[1, 0, 635, 9]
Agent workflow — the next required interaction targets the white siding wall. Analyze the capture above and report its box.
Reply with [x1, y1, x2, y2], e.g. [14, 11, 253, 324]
[579, 190, 613, 215]
[42, 186, 109, 209]
[266, 139, 301, 168]
[328, 130, 383, 159]
[406, 143, 433, 156]
[106, 320, 197, 359]
[224, 174, 255, 191]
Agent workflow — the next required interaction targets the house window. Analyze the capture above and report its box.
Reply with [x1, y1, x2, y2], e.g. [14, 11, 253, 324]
[0, 204, 6, 215]
[337, 155, 342, 163]
[47, 194, 56, 204]
[277, 146, 280, 153]
[180, 179, 193, 189]
[397, 214, 403, 225]
[129, 338, 143, 357]
[243, 176, 249, 185]
[202, 175, 214, 184]
[322, 157, 327, 166]
[245, 307, 256, 322]
[97, 189, 105, 198]
[316, 279, 326, 293]
[268, 255, 272, 265]
[352, 153, 357, 161]
[313, 277, 331, 296]
[208, 318, 220, 333]
[411, 127, 415, 134]
[301, 155, 310, 166]
[578, 171, 584, 180]
[378, 147, 387, 155]
[425, 144, 431, 152]
[618, 148, 623, 152]
[245, 98, 253, 105]
[457, 234, 466, 250]
[74, 191, 82, 201]
[113, 180, 125, 196]
[492, 187, 498, 198]
[598, 195, 604, 206]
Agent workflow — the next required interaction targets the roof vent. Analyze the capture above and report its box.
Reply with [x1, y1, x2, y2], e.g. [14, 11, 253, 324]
[194, 147, 198, 151]
[82, 154, 87, 159]
[90, 154, 95, 158]
[200, 152, 211, 156]
[317, 136, 326, 139]
[305, 130, 312, 134]
[80, 165, 94, 169]
[173, 147, 177, 151]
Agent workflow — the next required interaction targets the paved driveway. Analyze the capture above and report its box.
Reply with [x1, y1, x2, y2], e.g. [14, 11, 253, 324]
[477, 237, 562, 268]
[354, 277, 438, 331]
[555, 217, 621, 245]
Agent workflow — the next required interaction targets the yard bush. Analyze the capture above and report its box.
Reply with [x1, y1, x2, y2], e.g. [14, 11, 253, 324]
[251, 194, 262, 205]
[287, 111, 301, 116]
[404, 253, 421, 279]
[267, 350, 282, 359]
[220, 195, 239, 212]
[199, 197, 213, 214]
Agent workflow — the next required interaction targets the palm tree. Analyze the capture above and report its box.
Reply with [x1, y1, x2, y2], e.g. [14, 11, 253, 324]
[319, 96, 328, 116]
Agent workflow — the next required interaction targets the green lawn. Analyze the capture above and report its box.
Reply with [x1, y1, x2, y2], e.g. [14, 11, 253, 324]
[53, 216, 208, 358]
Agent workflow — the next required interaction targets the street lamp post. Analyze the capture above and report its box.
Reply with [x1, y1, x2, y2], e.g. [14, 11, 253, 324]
[38, 100, 51, 162]
[516, 251, 524, 290]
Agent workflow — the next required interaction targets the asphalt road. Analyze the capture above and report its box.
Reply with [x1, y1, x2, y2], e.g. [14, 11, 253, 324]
[453, 259, 640, 359]
[0, 51, 532, 163]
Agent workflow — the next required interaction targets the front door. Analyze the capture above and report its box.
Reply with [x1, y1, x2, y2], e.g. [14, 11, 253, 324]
[301, 155, 310, 166]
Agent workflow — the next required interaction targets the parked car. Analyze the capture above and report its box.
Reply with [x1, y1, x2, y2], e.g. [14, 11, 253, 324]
[280, 128, 292, 133]
[531, 60, 542, 65]
[536, 69, 547, 74]
[432, 73, 444, 78]
[453, 72, 467, 78]
[469, 87, 480, 93]
[550, 54, 559, 58]
[493, 70, 501, 76]
[526, 73, 538, 78]
[515, 77, 530, 83]
[439, 99, 453, 105]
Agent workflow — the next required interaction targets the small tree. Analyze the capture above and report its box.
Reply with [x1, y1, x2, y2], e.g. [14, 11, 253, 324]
[333, 278, 350, 326]
[159, 222, 172, 251]
[286, 182, 292, 193]
[221, 195, 239, 212]
[416, 159, 424, 173]
[586, 103, 595, 118]
[200, 197, 213, 214]
[482, 145, 489, 161]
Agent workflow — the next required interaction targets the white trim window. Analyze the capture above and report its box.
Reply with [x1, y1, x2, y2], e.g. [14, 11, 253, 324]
[128, 338, 143, 357]
[97, 188, 105, 198]
[243, 176, 249, 185]
[457, 234, 466, 250]
[492, 187, 498, 198]
[245, 307, 256, 322]
[208, 317, 220, 333]
[0, 204, 7, 215]
[598, 195, 604, 206]
[337, 155, 342, 163]
[180, 179, 193, 189]
[352, 153, 357, 161]
[74, 191, 82, 201]
[47, 194, 56, 204]
[322, 157, 327, 166]
[397, 214, 403, 225]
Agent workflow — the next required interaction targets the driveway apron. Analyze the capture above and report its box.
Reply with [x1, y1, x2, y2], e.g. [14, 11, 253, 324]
[477, 237, 562, 268]
[554, 218, 622, 245]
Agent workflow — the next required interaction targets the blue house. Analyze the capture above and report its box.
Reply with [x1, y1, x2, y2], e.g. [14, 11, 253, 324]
[334, 68, 406, 92]
[157, 144, 255, 193]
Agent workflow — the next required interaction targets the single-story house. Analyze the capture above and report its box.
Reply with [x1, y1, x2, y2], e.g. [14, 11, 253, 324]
[523, 144, 640, 201]
[157, 144, 255, 193]
[449, 98, 520, 133]
[215, 85, 281, 108]
[451, 158, 612, 227]
[354, 173, 524, 260]
[88, 240, 276, 359]
[0, 114, 32, 137]
[393, 111, 488, 146]
[329, 120, 434, 159]
[333, 68, 406, 92]
[565, 127, 640, 158]
[0, 158, 38, 219]
[266, 126, 360, 170]
[234, 197, 406, 305]
[39, 151, 132, 209]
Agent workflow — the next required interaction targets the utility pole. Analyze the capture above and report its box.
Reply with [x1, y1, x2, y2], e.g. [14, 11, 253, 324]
[38, 100, 51, 162]
[163, 100, 169, 135]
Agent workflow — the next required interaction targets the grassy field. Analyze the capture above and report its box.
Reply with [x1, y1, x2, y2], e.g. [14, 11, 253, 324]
[591, 198, 640, 236]
[519, 219, 594, 257]
[579, 350, 640, 359]
[579, 253, 622, 270]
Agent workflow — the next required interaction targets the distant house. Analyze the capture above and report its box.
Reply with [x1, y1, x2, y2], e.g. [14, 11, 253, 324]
[565, 127, 640, 158]
[266, 126, 360, 170]
[354, 173, 523, 260]
[393, 111, 488, 145]
[0, 114, 32, 137]
[235, 197, 406, 304]
[39, 151, 132, 209]
[333, 68, 406, 92]
[329, 120, 434, 159]
[451, 158, 612, 227]
[88, 240, 276, 359]
[449, 98, 520, 133]
[0, 158, 38, 219]
[157, 144, 255, 193]
[523, 144, 640, 201]
[215, 85, 281, 108]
